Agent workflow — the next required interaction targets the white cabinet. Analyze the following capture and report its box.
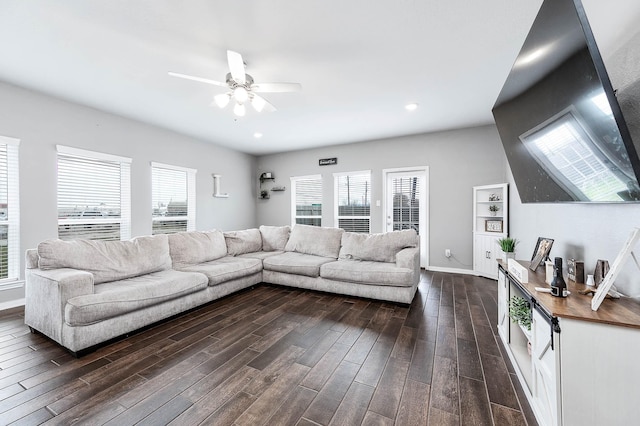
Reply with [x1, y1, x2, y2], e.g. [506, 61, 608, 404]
[473, 183, 508, 278]
[531, 309, 561, 426]
[497, 268, 509, 342]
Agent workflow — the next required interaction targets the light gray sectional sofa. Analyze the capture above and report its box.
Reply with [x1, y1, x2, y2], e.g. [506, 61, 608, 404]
[25, 224, 420, 354]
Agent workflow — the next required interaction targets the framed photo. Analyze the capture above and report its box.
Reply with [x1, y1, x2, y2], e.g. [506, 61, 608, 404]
[530, 237, 554, 271]
[485, 220, 503, 233]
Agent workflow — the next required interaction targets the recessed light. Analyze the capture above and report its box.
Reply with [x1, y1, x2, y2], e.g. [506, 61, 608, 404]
[254, 132, 263, 139]
[405, 103, 418, 111]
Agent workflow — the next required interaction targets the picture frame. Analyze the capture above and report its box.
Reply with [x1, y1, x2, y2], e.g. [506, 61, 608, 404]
[592, 228, 640, 311]
[485, 220, 503, 233]
[530, 237, 554, 271]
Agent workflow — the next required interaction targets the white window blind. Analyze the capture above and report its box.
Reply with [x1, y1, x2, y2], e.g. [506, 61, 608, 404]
[392, 175, 421, 234]
[335, 171, 371, 233]
[0, 137, 19, 282]
[291, 175, 322, 227]
[151, 162, 196, 235]
[57, 146, 131, 241]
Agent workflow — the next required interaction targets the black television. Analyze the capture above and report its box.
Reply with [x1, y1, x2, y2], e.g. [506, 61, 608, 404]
[492, 0, 640, 203]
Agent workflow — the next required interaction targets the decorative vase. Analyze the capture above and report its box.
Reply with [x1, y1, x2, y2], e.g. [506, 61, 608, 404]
[491, 211, 497, 216]
[504, 252, 515, 261]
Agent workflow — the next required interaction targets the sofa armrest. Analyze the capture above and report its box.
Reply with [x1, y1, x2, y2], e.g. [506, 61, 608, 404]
[396, 247, 420, 285]
[25, 268, 94, 344]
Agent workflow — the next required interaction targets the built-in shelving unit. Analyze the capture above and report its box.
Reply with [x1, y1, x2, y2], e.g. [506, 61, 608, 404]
[473, 183, 508, 279]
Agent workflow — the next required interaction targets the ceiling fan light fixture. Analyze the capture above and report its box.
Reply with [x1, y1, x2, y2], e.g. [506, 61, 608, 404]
[233, 102, 246, 117]
[214, 93, 231, 109]
[233, 86, 249, 104]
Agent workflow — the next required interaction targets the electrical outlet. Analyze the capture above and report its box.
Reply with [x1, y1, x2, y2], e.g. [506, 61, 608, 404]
[445, 249, 451, 258]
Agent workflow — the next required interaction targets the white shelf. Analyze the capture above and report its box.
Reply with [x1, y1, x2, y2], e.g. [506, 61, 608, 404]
[473, 183, 509, 278]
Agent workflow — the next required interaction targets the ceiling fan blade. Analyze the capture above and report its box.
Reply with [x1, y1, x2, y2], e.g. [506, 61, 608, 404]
[251, 82, 302, 93]
[227, 50, 246, 85]
[251, 94, 276, 113]
[168, 72, 227, 88]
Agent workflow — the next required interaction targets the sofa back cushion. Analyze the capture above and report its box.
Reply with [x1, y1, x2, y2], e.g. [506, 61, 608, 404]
[259, 225, 290, 251]
[37, 234, 172, 284]
[285, 225, 344, 258]
[168, 230, 227, 267]
[339, 229, 418, 263]
[224, 228, 263, 256]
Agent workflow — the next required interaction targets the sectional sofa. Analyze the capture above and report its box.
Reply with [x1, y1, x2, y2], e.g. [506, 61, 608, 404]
[24, 224, 420, 354]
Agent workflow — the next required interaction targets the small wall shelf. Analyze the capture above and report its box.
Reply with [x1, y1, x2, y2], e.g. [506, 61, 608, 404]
[259, 172, 285, 199]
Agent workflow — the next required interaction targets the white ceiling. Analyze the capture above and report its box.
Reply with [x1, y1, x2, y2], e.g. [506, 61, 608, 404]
[1, 0, 639, 156]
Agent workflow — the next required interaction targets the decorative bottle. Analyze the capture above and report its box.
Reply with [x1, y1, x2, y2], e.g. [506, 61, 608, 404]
[550, 257, 567, 298]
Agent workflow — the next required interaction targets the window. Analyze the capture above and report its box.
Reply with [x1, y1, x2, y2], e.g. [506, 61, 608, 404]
[57, 146, 131, 241]
[0, 136, 19, 282]
[151, 162, 196, 234]
[291, 175, 322, 227]
[335, 171, 371, 233]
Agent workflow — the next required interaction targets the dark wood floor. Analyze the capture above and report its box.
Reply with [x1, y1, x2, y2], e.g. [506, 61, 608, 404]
[0, 271, 538, 425]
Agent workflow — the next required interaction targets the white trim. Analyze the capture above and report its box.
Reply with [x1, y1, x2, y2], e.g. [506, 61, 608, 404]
[332, 169, 371, 178]
[428, 266, 480, 276]
[57, 145, 132, 164]
[151, 161, 197, 174]
[0, 135, 20, 146]
[0, 279, 24, 291]
[290, 174, 321, 182]
[0, 298, 25, 311]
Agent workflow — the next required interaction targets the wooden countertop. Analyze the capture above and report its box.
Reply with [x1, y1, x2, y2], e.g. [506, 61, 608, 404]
[499, 259, 640, 330]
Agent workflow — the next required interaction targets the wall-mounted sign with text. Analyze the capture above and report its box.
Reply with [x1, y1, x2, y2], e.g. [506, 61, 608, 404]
[319, 157, 337, 166]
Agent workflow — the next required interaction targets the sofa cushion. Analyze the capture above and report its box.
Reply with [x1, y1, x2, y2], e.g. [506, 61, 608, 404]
[224, 228, 263, 256]
[284, 225, 344, 258]
[238, 251, 285, 260]
[263, 251, 335, 278]
[168, 230, 227, 267]
[339, 229, 418, 263]
[320, 260, 414, 287]
[37, 235, 172, 284]
[259, 225, 290, 251]
[64, 269, 208, 326]
[176, 256, 263, 286]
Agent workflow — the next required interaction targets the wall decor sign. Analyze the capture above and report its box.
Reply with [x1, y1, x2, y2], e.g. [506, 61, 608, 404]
[319, 157, 337, 166]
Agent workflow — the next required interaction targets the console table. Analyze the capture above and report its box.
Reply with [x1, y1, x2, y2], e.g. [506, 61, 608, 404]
[497, 260, 640, 426]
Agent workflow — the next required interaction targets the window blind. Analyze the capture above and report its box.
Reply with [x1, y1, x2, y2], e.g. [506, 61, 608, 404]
[0, 137, 19, 282]
[291, 175, 322, 227]
[57, 146, 131, 241]
[335, 171, 371, 233]
[151, 163, 196, 235]
[392, 176, 420, 234]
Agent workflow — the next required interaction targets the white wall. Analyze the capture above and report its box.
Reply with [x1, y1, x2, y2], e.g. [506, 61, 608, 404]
[507, 28, 640, 297]
[0, 82, 257, 304]
[256, 125, 506, 271]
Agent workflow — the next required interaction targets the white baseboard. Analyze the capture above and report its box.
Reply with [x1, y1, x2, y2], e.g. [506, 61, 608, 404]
[0, 298, 25, 311]
[427, 266, 477, 276]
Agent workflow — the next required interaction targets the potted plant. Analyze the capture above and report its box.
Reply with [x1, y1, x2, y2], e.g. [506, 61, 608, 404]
[509, 295, 532, 331]
[497, 237, 518, 260]
[489, 205, 499, 216]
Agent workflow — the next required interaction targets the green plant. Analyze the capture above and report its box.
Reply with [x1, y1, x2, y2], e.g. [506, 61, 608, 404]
[509, 296, 531, 331]
[489, 205, 499, 212]
[497, 237, 518, 253]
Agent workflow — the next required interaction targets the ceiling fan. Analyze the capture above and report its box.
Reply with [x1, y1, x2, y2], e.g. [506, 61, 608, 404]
[169, 50, 302, 117]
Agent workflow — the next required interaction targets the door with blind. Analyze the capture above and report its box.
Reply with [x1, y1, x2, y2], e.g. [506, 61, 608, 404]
[384, 168, 428, 268]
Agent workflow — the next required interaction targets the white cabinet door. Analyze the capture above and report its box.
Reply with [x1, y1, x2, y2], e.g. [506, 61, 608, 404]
[474, 234, 498, 279]
[497, 268, 509, 341]
[531, 309, 561, 426]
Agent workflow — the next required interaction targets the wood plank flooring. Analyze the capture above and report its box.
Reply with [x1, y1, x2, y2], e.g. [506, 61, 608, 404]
[0, 271, 538, 425]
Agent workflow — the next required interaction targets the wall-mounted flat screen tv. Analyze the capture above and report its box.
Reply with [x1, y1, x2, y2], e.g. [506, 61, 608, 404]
[492, 0, 640, 203]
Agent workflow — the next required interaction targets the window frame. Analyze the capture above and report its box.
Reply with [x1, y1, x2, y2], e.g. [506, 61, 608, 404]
[56, 145, 131, 241]
[290, 174, 322, 227]
[151, 162, 197, 235]
[0, 136, 20, 284]
[334, 170, 371, 233]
